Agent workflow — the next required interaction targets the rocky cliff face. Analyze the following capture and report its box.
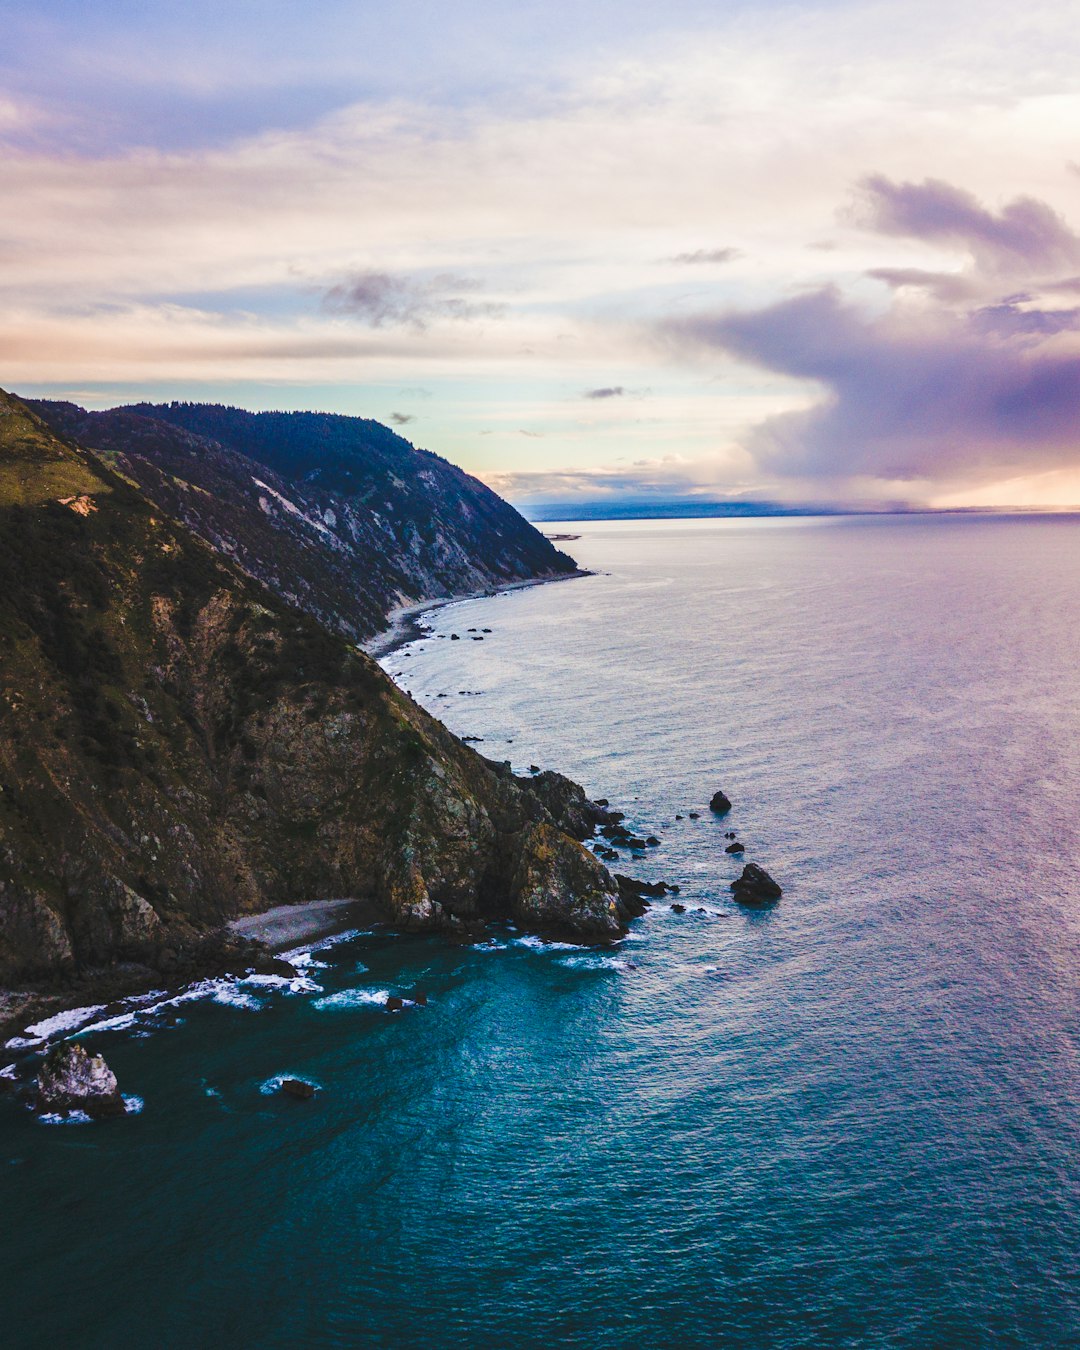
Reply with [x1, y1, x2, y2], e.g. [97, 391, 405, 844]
[0, 391, 623, 993]
[28, 400, 576, 643]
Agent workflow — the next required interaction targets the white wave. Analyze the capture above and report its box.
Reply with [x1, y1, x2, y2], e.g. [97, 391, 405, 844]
[312, 988, 390, 1011]
[123, 1095, 144, 1114]
[160, 978, 264, 1012]
[472, 938, 509, 952]
[558, 953, 636, 972]
[77, 1011, 140, 1035]
[278, 947, 328, 971]
[22, 1004, 107, 1040]
[37, 1110, 93, 1127]
[311, 927, 373, 952]
[240, 973, 322, 995]
[512, 934, 588, 952]
[1, 1063, 18, 1081]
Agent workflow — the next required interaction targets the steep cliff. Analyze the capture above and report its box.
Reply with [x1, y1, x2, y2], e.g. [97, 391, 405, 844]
[28, 400, 575, 643]
[0, 391, 623, 992]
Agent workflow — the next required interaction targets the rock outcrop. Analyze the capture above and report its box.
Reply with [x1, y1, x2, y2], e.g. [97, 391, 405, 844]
[35, 1041, 125, 1118]
[0, 390, 625, 995]
[710, 790, 732, 815]
[730, 864, 783, 906]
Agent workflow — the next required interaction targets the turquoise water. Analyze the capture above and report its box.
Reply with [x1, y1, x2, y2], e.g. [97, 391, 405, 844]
[4, 515, 1080, 1347]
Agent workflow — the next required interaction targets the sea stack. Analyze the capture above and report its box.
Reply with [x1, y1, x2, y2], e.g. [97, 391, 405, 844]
[710, 790, 732, 815]
[730, 864, 782, 907]
[35, 1042, 126, 1119]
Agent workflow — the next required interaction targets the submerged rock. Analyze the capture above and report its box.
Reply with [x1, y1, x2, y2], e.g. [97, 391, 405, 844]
[670, 903, 686, 914]
[385, 996, 405, 1012]
[730, 863, 782, 906]
[709, 790, 732, 815]
[35, 1042, 125, 1119]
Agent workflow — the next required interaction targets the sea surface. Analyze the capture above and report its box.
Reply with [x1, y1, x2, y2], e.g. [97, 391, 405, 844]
[3, 514, 1080, 1348]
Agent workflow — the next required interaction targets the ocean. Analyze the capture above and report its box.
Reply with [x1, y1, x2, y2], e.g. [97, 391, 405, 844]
[3, 514, 1079, 1347]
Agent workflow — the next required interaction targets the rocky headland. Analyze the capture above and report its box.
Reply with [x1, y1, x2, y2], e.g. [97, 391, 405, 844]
[0, 390, 627, 1039]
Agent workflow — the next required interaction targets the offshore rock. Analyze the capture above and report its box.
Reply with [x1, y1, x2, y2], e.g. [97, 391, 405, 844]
[725, 842, 745, 855]
[36, 1042, 125, 1118]
[730, 864, 783, 906]
[710, 790, 732, 815]
[280, 1078, 316, 1100]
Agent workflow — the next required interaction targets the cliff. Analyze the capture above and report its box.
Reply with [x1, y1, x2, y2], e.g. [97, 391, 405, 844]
[28, 400, 576, 643]
[0, 391, 623, 999]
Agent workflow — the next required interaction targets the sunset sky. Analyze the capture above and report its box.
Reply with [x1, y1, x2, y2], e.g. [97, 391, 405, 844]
[3, 0, 1080, 511]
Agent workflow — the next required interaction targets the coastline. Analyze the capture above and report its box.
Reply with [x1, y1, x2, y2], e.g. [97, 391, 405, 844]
[2, 571, 595, 1045]
[363, 568, 592, 661]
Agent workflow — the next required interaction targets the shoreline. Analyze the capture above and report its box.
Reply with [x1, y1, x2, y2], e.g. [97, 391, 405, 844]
[362, 568, 591, 661]
[1, 898, 384, 1047]
[228, 897, 379, 950]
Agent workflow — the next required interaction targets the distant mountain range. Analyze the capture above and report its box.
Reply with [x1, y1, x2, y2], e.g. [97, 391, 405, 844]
[29, 400, 577, 643]
[523, 500, 851, 521]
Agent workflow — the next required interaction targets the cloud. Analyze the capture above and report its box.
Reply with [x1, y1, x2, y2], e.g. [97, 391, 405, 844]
[389, 411, 415, 424]
[668, 247, 741, 265]
[584, 386, 625, 399]
[854, 175, 1080, 273]
[487, 462, 717, 504]
[322, 271, 503, 329]
[663, 282, 1080, 485]
[865, 268, 978, 303]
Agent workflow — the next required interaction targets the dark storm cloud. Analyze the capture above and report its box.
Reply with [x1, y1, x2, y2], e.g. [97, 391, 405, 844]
[322, 271, 503, 329]
[664, 285, 1080, 483]
[855, 175, 1080, 272]
[390, 411, 415, 425]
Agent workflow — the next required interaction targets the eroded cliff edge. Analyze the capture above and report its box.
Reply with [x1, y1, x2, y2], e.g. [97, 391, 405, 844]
[0, 391, 623, 1005]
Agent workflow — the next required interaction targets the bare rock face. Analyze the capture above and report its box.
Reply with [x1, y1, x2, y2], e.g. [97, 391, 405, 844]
[517, 770, 614, 841]
[510, 822, 624, 939]
[36, 1042, 125, 1118]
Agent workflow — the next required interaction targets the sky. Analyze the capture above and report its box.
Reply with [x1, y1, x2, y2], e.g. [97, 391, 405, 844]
[2, 0, 1080, 512]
